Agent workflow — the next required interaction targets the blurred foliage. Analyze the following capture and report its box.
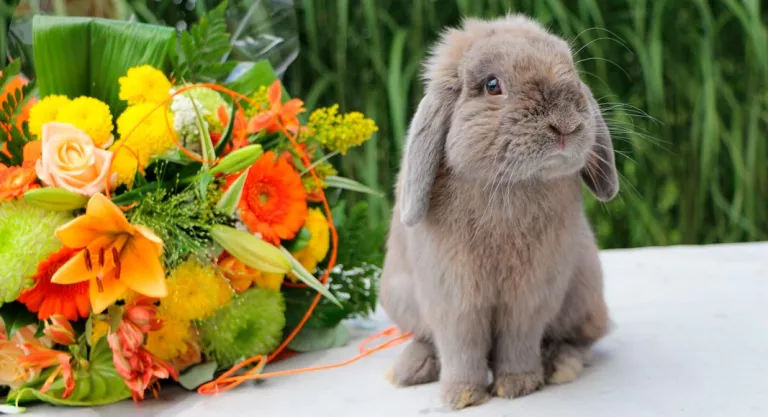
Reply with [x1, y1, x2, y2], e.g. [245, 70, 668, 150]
[3, 0, 768, 250]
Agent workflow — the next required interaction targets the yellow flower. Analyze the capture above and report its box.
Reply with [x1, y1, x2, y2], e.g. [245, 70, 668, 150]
[28, 95, 71, 137]
[145, 312, 192, 361]
[308, 104, 378, 155]
[55, 97, 114, 147]
[110, 103, 177, 186]
[119, 65, 172, 106]
[90, 319, 109, 346]
[163, 260, 233, 321]
[302, 161, 338, 193]
[289, 208, 330, 281]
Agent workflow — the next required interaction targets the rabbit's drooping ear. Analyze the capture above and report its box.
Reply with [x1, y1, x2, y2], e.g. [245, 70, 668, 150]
[400, 88, 454, 227]
[580, 87, 619, 201]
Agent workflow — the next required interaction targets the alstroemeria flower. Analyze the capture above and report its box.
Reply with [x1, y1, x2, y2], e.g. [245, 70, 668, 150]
[51, 193, 166, 313]
[247, 80, 304, 135]
[18, 345, 74, 399]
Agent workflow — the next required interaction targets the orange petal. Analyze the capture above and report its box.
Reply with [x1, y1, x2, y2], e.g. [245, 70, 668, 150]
[247, 114, 272, 134]
[51, 245, 106, 285]
[282, 99, 304, 116]
[267, 81, 282, 109]
[84, 194, 132, 232]
[132, 225, 163, 258]
[119, 236, 167, 298]
[89, 271, 128, 314]
[23, 140, 42, 162]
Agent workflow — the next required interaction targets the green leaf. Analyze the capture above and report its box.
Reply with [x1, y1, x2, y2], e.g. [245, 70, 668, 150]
[107, 305, 123, 333]
[32, 16, 175, 114]
[225, 60, 281, 97]
[7, 339, 131, 407]
[0, 302, 38, 339]
[210, 225, 291, 274]
[171, 1, 236, 82]
[198, 171, 214, 203]
[324, 176, 384, 197]
[178, 361, 218, 391]
[191, 100, 216, 164]
[284, 227, 312, 253]
[216, 169, 248, 215]
[280, 246, 342, 308]
[214, 104, 237, 155]
[287, 324, 350, 353]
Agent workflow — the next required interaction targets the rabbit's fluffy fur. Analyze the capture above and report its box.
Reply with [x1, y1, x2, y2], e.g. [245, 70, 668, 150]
[380, 15, 618, 409]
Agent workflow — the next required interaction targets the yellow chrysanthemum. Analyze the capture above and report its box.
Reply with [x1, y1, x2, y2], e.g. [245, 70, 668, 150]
[308, 104, 378, 155]
[145, 312, 192, 361]
[119, 65, 172, 106]
[28, 95, 71, 137]
[55, 97, 114, 147]
[289, 208, 330, 281]
[110, 103, 177, 186]
[90, 319, 109, 346]
[162, 260, 233, 321]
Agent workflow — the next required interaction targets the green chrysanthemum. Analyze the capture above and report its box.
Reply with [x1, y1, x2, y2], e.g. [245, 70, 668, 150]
[199, 287, 286, 368]
[0, 200, 72, 305]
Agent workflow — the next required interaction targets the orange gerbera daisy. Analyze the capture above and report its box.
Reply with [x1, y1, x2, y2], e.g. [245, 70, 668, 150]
[229, 151, 307, 245]
[18, 247, 90, 321]
[247, 80, 304, 135]
[0, 161, 39, 201]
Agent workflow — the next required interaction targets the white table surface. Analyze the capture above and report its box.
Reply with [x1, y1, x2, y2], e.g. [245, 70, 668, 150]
[23, 242, 768, 417]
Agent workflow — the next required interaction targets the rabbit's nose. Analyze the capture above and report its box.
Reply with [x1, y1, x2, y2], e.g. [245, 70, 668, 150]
[548, 123, 583, 149]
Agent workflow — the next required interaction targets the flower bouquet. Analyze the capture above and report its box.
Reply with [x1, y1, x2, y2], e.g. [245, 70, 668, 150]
[0, 2, 382, 409]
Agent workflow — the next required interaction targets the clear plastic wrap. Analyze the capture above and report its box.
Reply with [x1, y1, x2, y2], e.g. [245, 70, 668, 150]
[5, 0, 299, 80]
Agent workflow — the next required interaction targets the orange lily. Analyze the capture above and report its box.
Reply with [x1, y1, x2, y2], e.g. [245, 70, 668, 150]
[51, 193, 167, 314]
[212, 105, 249, 154]
[247, 80, 305, 135]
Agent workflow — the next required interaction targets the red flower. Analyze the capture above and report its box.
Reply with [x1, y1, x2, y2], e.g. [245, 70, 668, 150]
[18, 247, 90, 321]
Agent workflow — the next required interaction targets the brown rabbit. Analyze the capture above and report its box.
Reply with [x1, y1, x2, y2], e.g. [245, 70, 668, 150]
[380, 15, 618, 410]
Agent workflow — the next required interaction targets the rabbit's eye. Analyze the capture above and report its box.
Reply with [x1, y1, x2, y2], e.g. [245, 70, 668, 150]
[485, 76, 502, 96]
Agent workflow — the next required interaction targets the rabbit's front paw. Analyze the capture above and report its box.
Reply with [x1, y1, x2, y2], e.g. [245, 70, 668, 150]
[387, 340, 440, 386]
[492, 371, 543, 399]
[440, 383, 490, 410]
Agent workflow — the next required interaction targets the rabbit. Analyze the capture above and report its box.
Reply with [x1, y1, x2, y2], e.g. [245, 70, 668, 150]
[379, 14, 618, 410]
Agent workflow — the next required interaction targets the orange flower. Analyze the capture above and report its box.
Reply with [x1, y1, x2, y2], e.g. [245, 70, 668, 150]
[247, 80, 304, 135]
[19, 345, 74, 399]
[51, 193, 166, 314]
[228, 151, 307, 245]
[18, 247, 90, 321]
[217, 251, 284, 292]
[0, 161, 39, 201]
[212, 105, 249, 155]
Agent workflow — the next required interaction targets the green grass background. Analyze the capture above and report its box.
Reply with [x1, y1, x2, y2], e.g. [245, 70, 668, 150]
[3, 0, 767, 249]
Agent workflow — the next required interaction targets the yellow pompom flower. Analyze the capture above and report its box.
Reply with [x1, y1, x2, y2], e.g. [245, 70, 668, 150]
[55, 97, 114, 147]
[110, 103, 177, 186]
[28, 95, 71, 137]
[162, 260, 233, 321]
[308, 104, 378, 155]
[290, 208, 330, 281]
[119, 65, 172, 106]
[145, 312, 192, 361]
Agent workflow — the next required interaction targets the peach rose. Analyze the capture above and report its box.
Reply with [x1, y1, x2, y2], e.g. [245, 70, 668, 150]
[36, 122, 115, 196]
